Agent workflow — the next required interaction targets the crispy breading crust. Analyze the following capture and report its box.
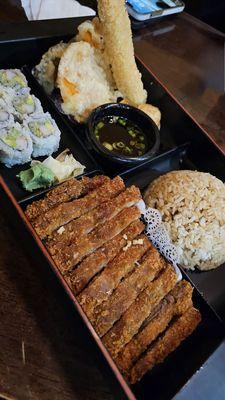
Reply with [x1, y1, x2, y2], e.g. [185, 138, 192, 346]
[27, 174, 201, 383]
[46, 185, 141, 255]
[25, 175, 109, 221]
[53, 205, 141, 274]
[103, 265, 177, 358]
[93, 248, 166, 337]
[115, 280, 193, 374]
[68, 220, 144, 295]
[78, 234, 151, 321]
[98, 0, 147, 105]
[33, 176, 125, 239]
[129, 307, 201, 384]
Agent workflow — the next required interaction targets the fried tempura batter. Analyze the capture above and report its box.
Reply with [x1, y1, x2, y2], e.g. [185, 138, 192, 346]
[98, 0, 147, 106]
[57, 41, 119, 122]
[76, 17, 104, 51]
[33, 42, 68, 94]
[138, 104, 161, 129]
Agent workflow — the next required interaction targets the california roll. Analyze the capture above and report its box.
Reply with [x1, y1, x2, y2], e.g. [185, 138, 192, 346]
[0, 69, 28, 90]
[0, 123, 33, 167]
[12, 92, 43, 121]
[0, 85, 15, 105]
[0, 99, 15, 129]
[25, 112, 61, 157]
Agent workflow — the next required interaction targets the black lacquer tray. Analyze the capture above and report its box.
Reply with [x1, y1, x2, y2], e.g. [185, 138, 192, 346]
[1, 19, 225, 400]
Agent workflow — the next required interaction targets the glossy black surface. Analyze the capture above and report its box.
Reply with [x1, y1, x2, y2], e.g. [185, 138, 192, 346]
[87, 103, 160, 166]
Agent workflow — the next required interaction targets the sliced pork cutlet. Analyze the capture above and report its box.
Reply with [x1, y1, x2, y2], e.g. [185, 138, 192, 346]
[25, 175, 109, 221]
[129, 307, 201, 384]
[115, 280, 193, 374]
[103, 264, 177, 358]
[46, 185, 141, 256]
[68, 220, 145, 295]
[93, 248, 166, 337]
[78, 234, 151, 322]
[33, 176, 125, 239]
[53, 205, 141, 274]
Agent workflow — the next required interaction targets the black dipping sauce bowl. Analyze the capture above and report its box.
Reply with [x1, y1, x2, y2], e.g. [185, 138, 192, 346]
[86, 103, 160, 166]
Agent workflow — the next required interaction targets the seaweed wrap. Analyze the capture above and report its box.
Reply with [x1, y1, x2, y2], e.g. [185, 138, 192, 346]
[12, 92, 43, 121]
[0, 69, 28, 90]
[0, 122, 33, 167]
[25, 112, 61, 157]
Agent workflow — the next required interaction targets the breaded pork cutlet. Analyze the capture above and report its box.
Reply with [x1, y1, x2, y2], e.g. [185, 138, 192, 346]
[93, 248, 166, 337]
[78, 235, 151, 322]
[103, 265, 177, 358]
[27, 174, 201, 384]
[33, 176, 125, 239]
[46, 185, 141, 255]
[68, 220, 145, 295]
[53, 205, 141, 274]
[130, 307, 201, 384]
[25, 175, 109, 221]
[115, 280, 193, 374]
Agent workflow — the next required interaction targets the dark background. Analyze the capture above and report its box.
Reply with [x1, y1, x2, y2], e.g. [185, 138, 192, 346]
[185, 0, 225, 33]
[0, 0, 225, 33]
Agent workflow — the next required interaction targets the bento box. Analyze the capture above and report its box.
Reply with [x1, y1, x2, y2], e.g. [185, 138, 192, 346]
[0, 16, 225, 400]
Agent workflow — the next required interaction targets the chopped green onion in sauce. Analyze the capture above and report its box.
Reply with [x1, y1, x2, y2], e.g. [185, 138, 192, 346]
[94, 116, 148, 157]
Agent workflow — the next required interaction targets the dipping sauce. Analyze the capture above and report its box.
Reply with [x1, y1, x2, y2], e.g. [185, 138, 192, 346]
[94, 116, 149, 157]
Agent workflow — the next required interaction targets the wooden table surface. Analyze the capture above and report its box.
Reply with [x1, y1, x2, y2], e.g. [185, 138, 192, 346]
[133, 13, 225, 155]
[1, 4, 225, 400]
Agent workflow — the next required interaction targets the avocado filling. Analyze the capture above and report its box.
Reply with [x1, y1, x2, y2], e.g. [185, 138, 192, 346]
[0, 71, 26, 88]
[28, 120, 55, 138]
[2, 128, 22, 149]
[13, 94, 35, 115]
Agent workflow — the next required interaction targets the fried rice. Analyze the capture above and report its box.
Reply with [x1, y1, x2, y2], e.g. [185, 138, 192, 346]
[144, 170, 225, 270]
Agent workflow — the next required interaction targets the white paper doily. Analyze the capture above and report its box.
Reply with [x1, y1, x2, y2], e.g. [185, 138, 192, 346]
[136, 200, 182, 281]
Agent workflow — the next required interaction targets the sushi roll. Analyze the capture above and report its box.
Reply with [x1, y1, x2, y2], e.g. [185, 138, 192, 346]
[12, 92, 43, 121]
[25, 112, 61, 157]
[0, 69, 28, 90]
[0, 99, 15, 129]
[0, 84, 15, 105]
[0, 122, 33, 167]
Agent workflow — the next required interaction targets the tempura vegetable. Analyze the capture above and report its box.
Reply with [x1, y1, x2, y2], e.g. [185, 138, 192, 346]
[98, 0, 147, 106]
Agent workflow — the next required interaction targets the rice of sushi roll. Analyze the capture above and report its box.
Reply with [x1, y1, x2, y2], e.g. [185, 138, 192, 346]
[0, 69, 28, 90]
[0, 122, 33, 167]
[0, 84, 15, 105]
[25, 112, 61, 157]
[12, 92, 43, 121]
[0, 99, 15, 129]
